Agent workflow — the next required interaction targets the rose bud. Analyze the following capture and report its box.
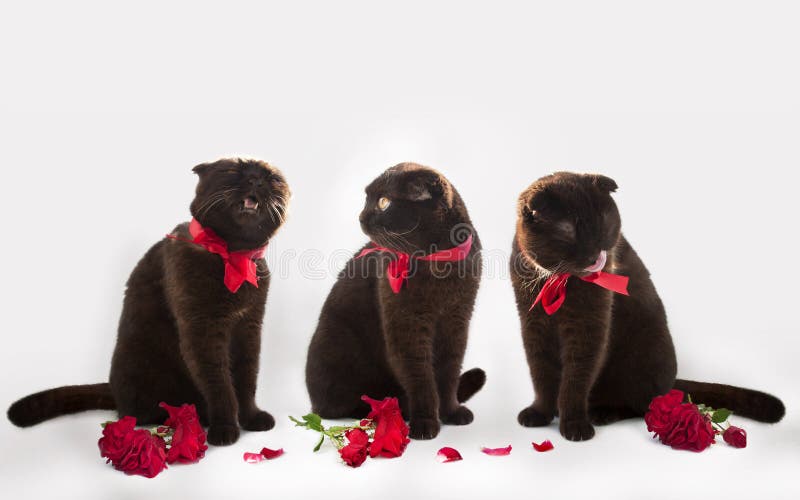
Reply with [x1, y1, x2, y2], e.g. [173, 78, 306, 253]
[723, 426, 747, 448]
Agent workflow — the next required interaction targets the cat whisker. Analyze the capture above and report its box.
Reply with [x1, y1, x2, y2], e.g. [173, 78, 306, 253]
[389, 218, 420, 236]
[266, 203, 277, 224]
[194, 194, 224, 213]
[268, 199, 286, 225]
[194, 187, 238, 216]
[383, 228, 412, 251]
[198, 197, 228, 219]
[378, 228, 406, 251]
[520, 259, 565, 292]
[271, 203, 285, 225]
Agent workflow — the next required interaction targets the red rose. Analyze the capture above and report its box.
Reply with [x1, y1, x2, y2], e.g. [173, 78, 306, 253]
[645, 390, 684, 436]
[723, 426, 747, 448]
[661, 404, 715, 452]
[115, 429, 168, 478]
[361, 396, 410, 458]
[159, 402, 208, 464]
[98, 416, 138, 464]
[339, 428, 369, 467]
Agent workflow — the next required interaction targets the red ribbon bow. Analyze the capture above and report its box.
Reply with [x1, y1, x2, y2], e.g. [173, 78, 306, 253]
[530, 271, 630, 315]
[357, 234, 473, 294]
[167, 218, 266, 293]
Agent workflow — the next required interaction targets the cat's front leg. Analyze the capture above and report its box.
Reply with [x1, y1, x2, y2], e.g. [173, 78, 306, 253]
[518, 315, 561, 427]
[556, 312, 611, 441]
[383, 313, 440, 440]
[230, 309, 275, 432]
[178, 321, 240, 446]
[435, 312, 472, 425]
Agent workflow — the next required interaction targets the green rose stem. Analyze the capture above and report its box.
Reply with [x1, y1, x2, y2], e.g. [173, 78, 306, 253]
[289, 414, 373, 451]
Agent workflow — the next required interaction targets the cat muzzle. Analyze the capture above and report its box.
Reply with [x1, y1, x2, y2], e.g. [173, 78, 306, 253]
[242, 196, 259, 212]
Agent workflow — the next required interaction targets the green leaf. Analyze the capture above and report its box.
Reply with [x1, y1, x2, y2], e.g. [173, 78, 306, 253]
[302, 413, 324, 432]
[289, 416, 307, 428]
[313, 435, 325, 452]
[712, 408, 732, 423]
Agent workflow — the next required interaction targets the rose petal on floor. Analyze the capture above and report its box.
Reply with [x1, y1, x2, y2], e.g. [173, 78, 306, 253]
[481, 445, 512, 456]
[261, 447, 284, 459]
[243, 452, 266, 464]
[532, 440, 554, 452]
[437, 447, 463, 463]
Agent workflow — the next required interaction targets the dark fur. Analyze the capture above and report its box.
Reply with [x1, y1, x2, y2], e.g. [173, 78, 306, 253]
[511, 172, 784, 441]
[306, 163, 485, 440]
[8, 158, 290, 446]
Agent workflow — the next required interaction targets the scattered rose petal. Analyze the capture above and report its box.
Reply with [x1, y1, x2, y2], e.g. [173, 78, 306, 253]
[243, 452, 265, 464]
[437, 447, 463, 463]
[261, 447, 284, 459]
[532, 440, 554, 452]
[481, 445, 512, 456]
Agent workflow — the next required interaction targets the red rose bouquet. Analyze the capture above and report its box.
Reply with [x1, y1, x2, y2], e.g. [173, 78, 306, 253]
[290, 395, 410, 467]
[645, 389, 746, 452]
[98, 402, 207, 478]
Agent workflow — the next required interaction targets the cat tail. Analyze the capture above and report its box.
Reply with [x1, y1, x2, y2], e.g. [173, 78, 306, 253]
[7, 383, 115, 427]
[673, 379, 784, 423]
[456, 368, 486, 403]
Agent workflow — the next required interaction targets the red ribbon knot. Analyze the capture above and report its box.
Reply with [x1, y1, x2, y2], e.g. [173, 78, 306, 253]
[167, 218, 266, 293]
[530, 270, 630, 315]
[357, 234, 473, 294]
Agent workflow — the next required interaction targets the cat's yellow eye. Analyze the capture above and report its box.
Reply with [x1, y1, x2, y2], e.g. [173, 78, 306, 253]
[378, 197, 391, 211]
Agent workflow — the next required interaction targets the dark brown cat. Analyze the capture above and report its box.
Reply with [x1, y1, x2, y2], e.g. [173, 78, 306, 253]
[511, 172, 784, 441]
[8, 158, 290, 446]
[306, 162, 485, 440]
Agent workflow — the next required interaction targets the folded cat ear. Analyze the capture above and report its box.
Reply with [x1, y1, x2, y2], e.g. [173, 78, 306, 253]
[407, 171, 454, 207]
[192, 162, 214, 176]
[588, 174, 618, 193]
[192, 159, 229, 177]
[528, 187, 554, 211]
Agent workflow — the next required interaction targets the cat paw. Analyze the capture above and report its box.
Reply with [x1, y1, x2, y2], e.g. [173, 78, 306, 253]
[517, 405, 554, 427]
[240, 410, 276, 432]
[409, 417, 440, 440]
[559, 419, 595, 441]
[441, 406, 474, 426]
[207, 424, 240, 446]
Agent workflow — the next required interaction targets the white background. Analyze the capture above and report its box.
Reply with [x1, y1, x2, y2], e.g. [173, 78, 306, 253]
[1, 1, 798, 499]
